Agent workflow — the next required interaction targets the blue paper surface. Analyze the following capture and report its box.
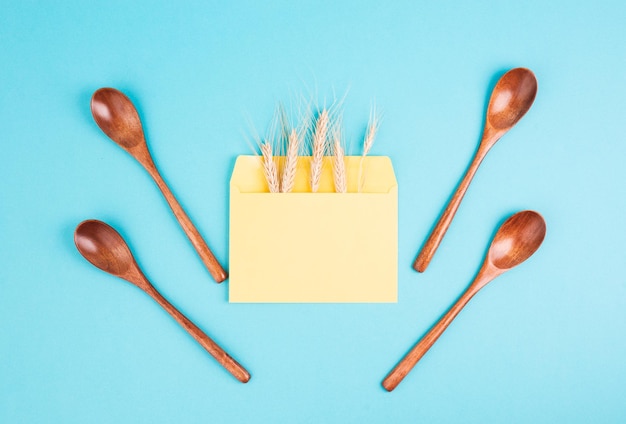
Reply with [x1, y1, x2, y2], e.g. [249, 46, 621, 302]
[1, 1, 625, 422]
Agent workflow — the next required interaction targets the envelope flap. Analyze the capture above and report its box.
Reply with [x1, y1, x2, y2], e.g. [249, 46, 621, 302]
[230, 156, 267, 193]
[230, 155, 397, 193]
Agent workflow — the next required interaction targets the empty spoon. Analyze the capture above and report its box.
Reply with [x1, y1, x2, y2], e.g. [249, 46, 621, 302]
[91, 88, 227, 283]
[414, 68, 538, 273]
[384, 210, 546, 391]
[74, 219, 250, 383]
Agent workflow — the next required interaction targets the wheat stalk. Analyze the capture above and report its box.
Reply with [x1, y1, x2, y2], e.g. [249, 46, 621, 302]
[331, 123, 347, 193]
[261, 142, 280, 193]
[358, 108, 380, 192]
[310, 109, 329, 192]
[281, 129, 300, 193]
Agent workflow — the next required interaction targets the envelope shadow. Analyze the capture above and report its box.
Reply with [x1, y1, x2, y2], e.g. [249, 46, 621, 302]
[220, 155, 239, 302]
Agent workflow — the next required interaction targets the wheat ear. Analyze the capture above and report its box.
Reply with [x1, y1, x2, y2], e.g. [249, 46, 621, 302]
[358, 110, 380, 192]
[332, 126, 347, 193]
[281, 129, 300, 193]
[310, 109, 329, 192]
[362, 117, 379, 157]
[261, 142, 280, 193]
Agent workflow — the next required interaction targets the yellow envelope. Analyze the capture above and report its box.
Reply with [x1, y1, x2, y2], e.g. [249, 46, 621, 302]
[229, 155, 397, 303]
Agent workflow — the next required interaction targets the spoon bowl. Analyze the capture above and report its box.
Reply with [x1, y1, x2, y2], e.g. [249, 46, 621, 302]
[414, 68, 538, 273]
[487, 68, 538, 131]
[384, 210, 546, 391]
[488, 210, 546, 270]
[90, 88, 227, 283]
[75, 219, 135, 280]
[91, 88, 145, 150]
[74, 219, 250, 383]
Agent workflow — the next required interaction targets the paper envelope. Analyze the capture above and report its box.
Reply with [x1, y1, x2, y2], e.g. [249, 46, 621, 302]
[229, 155, 397, 303]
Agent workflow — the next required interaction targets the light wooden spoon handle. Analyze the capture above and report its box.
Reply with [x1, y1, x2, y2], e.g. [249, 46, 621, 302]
[147, 165, 228, 283]
[382, 287, 477, 391]
[145, 285, 250, 383]
[413, 147, 488, 273]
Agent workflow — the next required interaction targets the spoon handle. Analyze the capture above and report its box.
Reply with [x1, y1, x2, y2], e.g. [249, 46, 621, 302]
[146, 285, 250, 383]
[147, 166, 228, 283]
[413, 148, 488, 273]
[382, 286, 478, 391]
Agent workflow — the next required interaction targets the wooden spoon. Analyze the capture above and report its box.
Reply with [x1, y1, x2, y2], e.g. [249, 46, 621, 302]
[74, 219, 250, 383]
[414, 68, 538, 273]
[384, 210, 546, 392]
[91, 88, 227, 283]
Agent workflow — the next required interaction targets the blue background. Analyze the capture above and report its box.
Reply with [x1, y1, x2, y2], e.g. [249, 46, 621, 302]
[1, 1, 625, 422]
